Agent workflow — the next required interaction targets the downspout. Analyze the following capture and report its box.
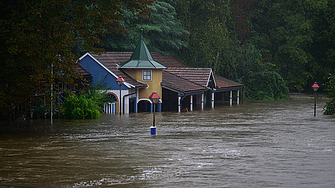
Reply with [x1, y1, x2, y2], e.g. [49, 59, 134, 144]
[123, 91, 137, 114]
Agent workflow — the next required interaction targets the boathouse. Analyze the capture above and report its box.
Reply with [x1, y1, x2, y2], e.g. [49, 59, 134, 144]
[78, 36, 243, 113]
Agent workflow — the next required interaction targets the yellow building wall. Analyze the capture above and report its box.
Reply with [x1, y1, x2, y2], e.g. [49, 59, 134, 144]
[124, 69, 163, 100]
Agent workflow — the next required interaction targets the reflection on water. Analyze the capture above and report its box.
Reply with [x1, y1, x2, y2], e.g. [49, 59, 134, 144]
[1, 95, 335, 188]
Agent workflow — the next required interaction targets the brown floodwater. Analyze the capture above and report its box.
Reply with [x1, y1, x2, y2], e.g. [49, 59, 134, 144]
[0, 95, 334, 188]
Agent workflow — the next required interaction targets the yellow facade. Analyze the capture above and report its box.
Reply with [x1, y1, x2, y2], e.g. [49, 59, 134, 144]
[124, 69, 163, 100]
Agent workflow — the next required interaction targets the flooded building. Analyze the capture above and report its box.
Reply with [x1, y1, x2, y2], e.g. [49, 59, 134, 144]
[79, 36, 243, 113]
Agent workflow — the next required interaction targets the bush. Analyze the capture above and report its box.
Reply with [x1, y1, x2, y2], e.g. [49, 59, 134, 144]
[323, 73, 335, 115]
[62, 90, 102, 119]
[244, 71, 289, 100]
[61, 75, 113, 119]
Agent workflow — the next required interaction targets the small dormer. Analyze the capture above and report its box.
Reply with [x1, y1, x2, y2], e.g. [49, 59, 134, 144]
[121, 34, 166, 99]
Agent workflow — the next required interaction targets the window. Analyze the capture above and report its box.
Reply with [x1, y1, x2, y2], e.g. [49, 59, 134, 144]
[142, 70, 152, 81]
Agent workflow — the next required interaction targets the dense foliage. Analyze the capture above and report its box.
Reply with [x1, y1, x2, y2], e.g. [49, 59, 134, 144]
[100, 0, 188, 54]
[323, 73, 335, 115]
[62, 90, 101, 119]
[173, 0, 334, 98]
[62, 76, 113, 119]
[174, 0, 289, 100]
[0, 0, 154, 119]
[250, 0, 335, 92]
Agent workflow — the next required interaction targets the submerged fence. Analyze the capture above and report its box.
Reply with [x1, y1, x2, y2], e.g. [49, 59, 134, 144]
[104, 102, 117, 114]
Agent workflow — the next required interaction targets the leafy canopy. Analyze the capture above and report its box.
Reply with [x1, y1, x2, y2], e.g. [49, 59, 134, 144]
[323, 73, 335, 115]
[0, 0, 154, 118]
[102, 0, 189, 54]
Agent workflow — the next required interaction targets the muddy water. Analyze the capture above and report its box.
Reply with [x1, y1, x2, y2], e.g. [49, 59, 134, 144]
[1, 95, 335, 188]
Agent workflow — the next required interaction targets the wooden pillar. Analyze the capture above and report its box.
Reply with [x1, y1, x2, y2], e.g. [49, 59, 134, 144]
[211, 90, 215, 108]
[237, 90, 240, 105]
[230, 90, 233, 106]
[190, 95, 193, 111]
[134, 97, 138, 113]
[201, 93, 204, 109]
[178, 93, 181, 112]
[243, 87, 245, 104]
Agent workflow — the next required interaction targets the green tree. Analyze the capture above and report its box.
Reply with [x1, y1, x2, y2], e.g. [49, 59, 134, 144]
[323, 73, 335, 115]
[236, 44, 289, 100]
[176, 0, 231, 71]
[0, 0, 154, 119]
[175, 0, 289, 100]
[251, 0, 333, 91]
[102, 0, 189, 54]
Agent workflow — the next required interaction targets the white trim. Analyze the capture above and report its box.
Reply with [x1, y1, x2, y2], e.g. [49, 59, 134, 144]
[138, 98, 152, 103]
[79, 53, 135, 89]
[137, 98, 162, 104]
[206, 69, 217, 88]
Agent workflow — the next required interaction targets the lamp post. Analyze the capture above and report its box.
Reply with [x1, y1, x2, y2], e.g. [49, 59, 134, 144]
[312, 82, 319, 117]
[116, 76, 125, 116]
[149, 91, 160, 135]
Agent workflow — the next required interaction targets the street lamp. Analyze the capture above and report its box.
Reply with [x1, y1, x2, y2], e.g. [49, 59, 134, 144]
[116, 76, 125, 116]
[312, 82, 319, 117]
[149, 91, 160, 135]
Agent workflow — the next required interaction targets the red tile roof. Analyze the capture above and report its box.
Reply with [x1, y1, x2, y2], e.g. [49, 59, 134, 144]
[87, 52, 243, 92]
[90, 52, 189, 67]
[151, 53, 190, 67]
[90, 53, 146, 88]
[93, 52, 132, 64]
[162, 71, 207, 94]
[76, 64, 91, 78]
[164, 67, 212, 88]
[214, 75, 243, 91]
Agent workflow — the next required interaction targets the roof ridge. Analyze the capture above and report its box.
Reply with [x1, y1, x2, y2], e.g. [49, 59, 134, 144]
[167, 67, 212, 70]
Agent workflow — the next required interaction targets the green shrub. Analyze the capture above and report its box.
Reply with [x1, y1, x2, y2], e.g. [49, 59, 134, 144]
[244, 71, 289, 100]
[323, 73, 335, 115]
[62, 90, 102, 119]
[61, 74, 114, 119]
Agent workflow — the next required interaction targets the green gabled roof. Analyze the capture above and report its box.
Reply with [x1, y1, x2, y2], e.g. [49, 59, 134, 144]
[121, 36, 166, 69]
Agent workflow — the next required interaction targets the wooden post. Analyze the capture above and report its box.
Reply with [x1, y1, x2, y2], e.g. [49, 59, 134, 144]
[201, 93, 204, 109]
[211, 90, 214, 108]
[230, 90, 233, 106]
[178, 93, 181, 112]
[237, 90, 240, 105]
[190, 95, 193, 111]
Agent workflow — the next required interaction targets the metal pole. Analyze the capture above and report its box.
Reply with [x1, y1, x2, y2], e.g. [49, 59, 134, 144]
[119, 85, 121, 116]
[153, 103, 156, 127]
[314, 91, 317, 117]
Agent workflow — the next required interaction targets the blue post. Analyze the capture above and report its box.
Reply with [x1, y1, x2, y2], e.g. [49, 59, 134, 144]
[134, 97, 138, 113]
[157, 102, 161, 112]
[151, 126, 156, 135]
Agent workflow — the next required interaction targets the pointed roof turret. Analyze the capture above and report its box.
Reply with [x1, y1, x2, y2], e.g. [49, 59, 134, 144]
[121, 33, 166, 69]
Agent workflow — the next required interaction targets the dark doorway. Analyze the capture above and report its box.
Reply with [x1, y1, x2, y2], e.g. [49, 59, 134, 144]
[138, 100, 151, 112]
